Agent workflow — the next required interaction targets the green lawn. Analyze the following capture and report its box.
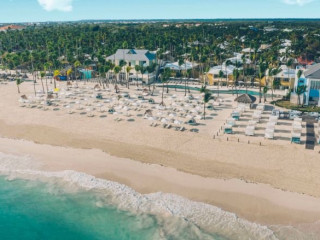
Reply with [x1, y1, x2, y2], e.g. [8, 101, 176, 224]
[273, 100, 320, 112]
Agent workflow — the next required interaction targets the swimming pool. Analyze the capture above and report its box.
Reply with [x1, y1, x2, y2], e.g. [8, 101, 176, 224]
[165, 85, 264, 96]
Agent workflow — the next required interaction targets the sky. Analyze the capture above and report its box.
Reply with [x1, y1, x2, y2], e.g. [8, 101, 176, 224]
[0, 0, 320, 23]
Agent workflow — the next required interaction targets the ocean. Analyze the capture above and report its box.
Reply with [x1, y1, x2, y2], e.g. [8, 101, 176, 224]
[0, 152, 318, 240]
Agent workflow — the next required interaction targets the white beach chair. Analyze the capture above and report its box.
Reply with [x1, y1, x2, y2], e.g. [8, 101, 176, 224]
[245, 125, 255, 136]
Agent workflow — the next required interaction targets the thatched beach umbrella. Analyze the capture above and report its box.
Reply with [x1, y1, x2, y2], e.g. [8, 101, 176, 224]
[235, 94, 256, 104]
[144, 109, 153, 117]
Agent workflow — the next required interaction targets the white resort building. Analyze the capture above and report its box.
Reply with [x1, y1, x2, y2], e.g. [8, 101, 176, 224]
[106, 49, 157, 84]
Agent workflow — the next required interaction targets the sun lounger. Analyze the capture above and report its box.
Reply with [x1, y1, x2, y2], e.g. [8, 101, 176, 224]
[291, 132, 301, 144]
[224, 124, 233, 134]
[248, 120, 257, 126]
[265, 128, 274, 139]
[245, 125, 255, 136]
[252, 113, 261, 123]
[227, 118, 236, 127]
[231, 111, 240, 120]
[267, 122, 276, 128]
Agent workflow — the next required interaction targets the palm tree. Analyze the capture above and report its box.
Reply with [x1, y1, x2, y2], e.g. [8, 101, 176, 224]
[200, 85, 212, 120]
[141, 66, 147, 87]
[296, 85, 307, 106]
[297, 69, 303, 81]
[119, 60, 126, 85]
[126, 66, 132, 89]
[241, 54, 247, 93]
[258, 60, 267, 103]
[270, 67, 281, 100]
[39, 71, 45, 93]
[40, 71, 47, 93]
[186, 68, 192, 94]
[114, 66, 121, 92]
[53, 70, 60, 89]
[74, 60, 81, 81]
[296, 69, 304, 105]
[225, 60, 231, 87]
[160, 67, 171, 105]
[286, 58, 294, 87]
[134, 65, 141, 87]
[67, 68, 72, 81]
[178, 58, 184, 78]
[16, 78, 22, 94]
[218, 70, 224, 97]
[232, 68, 240, 97]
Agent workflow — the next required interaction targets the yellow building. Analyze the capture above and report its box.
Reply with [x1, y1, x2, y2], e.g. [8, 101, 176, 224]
[266, 65, 296, 89]
[206, 65, 236, 86]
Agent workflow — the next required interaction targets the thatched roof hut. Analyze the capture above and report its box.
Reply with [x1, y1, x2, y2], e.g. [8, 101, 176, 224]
[235, 94, 256, 104]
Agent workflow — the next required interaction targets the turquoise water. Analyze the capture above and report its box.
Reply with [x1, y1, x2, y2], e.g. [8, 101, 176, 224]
[0, 176, 224, 240]
[0, 152, 317, 240]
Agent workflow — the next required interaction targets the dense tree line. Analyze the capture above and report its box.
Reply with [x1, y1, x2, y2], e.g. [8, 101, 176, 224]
[0, 21, 319, 81]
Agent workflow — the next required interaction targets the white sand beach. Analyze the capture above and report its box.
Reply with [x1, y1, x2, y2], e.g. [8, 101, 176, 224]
[0, 80, 320, 231]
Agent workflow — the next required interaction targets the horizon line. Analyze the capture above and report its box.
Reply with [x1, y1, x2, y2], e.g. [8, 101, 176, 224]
[2, 18, 320, 25]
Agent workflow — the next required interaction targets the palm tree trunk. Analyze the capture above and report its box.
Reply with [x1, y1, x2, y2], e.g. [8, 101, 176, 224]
[152, 85, 155, 96]
[259, 79, 262, 103]
[161, 82, 164, 105]
[40, 77, 45, 93]
[185, 79, 187, 96]
[33, 80, 36, 96]
[45, 78, 49, 93]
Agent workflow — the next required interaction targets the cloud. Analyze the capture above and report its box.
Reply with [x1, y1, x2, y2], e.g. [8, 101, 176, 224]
[283, 0, 314, 6]
[38, 0, 73, 12]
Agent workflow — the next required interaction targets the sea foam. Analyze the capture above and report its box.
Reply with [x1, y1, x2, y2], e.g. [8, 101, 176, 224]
[0, 151, 314, 240]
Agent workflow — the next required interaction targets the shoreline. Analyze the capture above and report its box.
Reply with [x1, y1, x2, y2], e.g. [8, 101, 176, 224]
[0, 118, 319, 198]
[1, 136, 320, 227]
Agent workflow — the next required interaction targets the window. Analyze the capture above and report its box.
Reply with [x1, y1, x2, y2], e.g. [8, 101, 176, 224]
[310, 80, 320, 90]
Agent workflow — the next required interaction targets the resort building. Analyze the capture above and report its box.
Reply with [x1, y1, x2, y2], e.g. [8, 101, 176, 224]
[106, 49, 156, 67]
[162, 61, 198, 71]
[292, 64, 320, 106]
[267, 65, 296, 89]
[226, 53, 251, 65]
[206, 65, 237, 86]
[106, 49, 157, 83]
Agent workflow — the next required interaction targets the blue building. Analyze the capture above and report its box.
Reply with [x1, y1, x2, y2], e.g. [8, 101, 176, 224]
[293, 64, 320, 106]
